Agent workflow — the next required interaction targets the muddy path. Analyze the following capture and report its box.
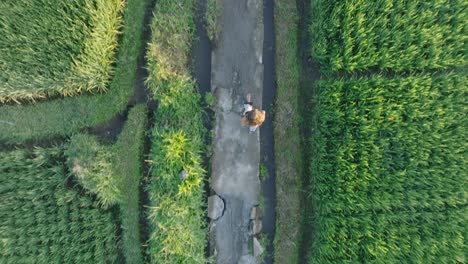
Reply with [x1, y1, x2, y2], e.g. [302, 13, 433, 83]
[209, 0, 276, 263]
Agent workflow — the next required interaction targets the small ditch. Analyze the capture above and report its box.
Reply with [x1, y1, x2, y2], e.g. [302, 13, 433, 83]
[296, 0, 320, 262]
[133, 0, 158, 263]
[191, 0, 214, 259]
[260, 0, 277, 263]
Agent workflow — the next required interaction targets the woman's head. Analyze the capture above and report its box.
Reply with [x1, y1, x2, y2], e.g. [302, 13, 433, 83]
[247, 109, 265, 125]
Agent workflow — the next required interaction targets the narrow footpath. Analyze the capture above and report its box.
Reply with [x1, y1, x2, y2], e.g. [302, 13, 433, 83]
[209, 0, 265, 263]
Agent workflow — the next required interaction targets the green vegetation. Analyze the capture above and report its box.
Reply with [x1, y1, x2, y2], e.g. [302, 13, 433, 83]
[311, 73, 467, 216]
[206, 0, 222, 44]
[309, 73, 467, 262]
[0, 147, 118, 263]
[311, 0, 468, 73]
[112, 104, 147, 264]
[259, 164, 268, 181]
[205, 91, 216, 108]
[303, 1, 468, 262]
[66, 105, 147, 263]
[312, 209, 467, 263]
[272, 0, 303, 263]
[66, 134, 121, 208]
[146, 0, 207, 263]
[1, 0, 148, 263]
[0, 0, 124, 103]
[0, 0, 147, 144]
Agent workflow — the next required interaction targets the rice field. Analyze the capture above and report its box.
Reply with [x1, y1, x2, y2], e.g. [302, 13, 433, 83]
[308, 73, 467, 263]
[0, 0, 146, 144]
[312, 208, 467, 263]
[311, 73, 467, 216]
[311, 0, 468, 73]
[305, 1, 468, 262]
[0, 0, 124, 103]
[0, 148, 119, 263]
[1, 0, 206, 263]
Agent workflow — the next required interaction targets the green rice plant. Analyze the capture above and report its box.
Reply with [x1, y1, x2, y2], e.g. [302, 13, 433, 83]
[0, 147, 118, 263]
[66, 134, 121, 209]
[0, 0, 125, 103]
[146, 0, 207, 262]
[308, 72, 467, 262]
[310, 208, 468, 263]
[311, 0, 468, 73]
[0, 0, 148, 144]
[310, 73, 467, 216]
[64, 105, 146, 263]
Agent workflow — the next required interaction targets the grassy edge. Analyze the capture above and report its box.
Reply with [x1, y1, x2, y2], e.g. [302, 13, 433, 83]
[206, 0, 223, 45]
[145, 0, 207, 263]
[272, 0, 303, 263]
[113, 104, 147, 264]
[0, 0, 147, 144]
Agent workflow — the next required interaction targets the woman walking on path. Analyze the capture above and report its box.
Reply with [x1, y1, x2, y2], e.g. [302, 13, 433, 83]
[241, 93, 266, 133]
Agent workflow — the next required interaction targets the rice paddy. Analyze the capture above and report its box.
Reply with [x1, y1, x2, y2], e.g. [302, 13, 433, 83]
[0, 0, 124, 103]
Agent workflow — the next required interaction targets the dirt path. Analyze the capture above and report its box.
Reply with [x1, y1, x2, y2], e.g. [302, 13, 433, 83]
[209, 0, 265, 263]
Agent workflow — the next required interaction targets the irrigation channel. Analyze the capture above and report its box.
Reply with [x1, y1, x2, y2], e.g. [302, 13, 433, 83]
[296, 0, 320, 262]
[260, 0, 276, 262]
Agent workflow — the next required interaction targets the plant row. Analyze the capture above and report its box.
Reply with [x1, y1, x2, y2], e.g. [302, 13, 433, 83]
[0, 0, 124, 103]
[311, 0, 467, 73]
[0, 148, 119, 263]
[145, 0, 207, 263]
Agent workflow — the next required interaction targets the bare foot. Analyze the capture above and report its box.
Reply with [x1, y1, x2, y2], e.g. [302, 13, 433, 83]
[245, 93, 251, 103]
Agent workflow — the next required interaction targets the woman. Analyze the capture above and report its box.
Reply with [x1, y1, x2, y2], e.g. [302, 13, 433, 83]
[241, 93, 266, 133]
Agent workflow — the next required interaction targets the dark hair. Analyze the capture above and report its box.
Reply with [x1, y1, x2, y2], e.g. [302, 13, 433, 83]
[247, 110, 256, 123]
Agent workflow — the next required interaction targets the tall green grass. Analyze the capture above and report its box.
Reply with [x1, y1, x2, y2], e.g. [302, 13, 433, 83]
[66, 134, 122, 208]
[308, 73, 467, 263]
[0, 147, 119, 263]
[311, 73, 467, 216]
[311, 209, 467, 263]
[0, 0, 147, 144]
[311, 0, 468, 73]
[0, 0, 124, 103]
[146, 0, 207, 262]
[112, 104, 147, 264]
[65, 105, 147, 263]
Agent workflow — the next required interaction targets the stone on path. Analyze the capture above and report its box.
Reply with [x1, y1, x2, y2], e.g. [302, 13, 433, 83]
[238, 255, 256, 264]
[250, 206, 262, 220]
[208, 195, 224, 220]
[253, 237, 264, 258]
[179, 170, 188, 180]
[250, 219, 262, 235]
